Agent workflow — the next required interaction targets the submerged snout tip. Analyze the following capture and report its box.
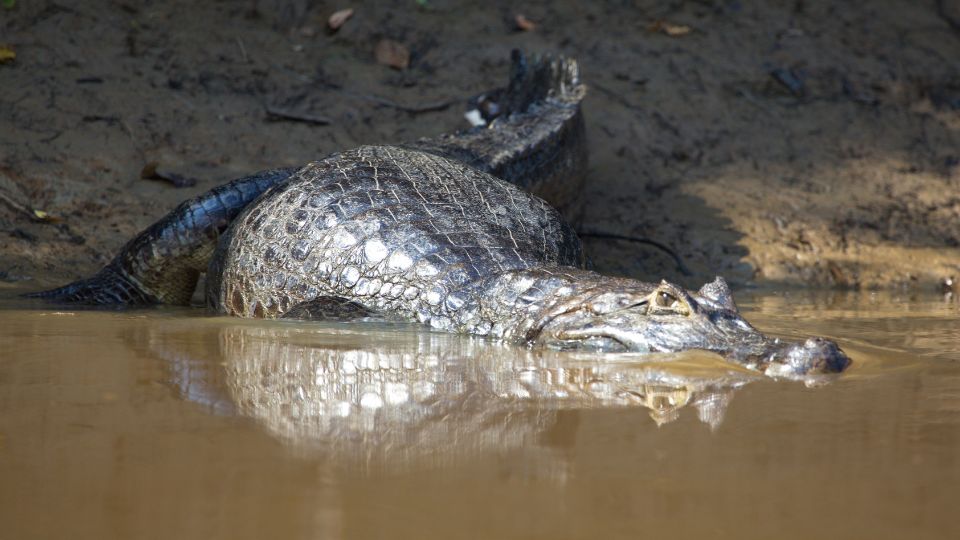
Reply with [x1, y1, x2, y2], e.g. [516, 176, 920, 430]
[783, 337, 852, 375]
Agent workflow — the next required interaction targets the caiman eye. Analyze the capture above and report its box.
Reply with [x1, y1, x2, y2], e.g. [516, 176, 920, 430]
[655, 291, 678, 308]
[650, 287, 692, 316]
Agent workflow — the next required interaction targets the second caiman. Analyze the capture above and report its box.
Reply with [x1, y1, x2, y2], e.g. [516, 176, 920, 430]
[29, 51, 851, 378]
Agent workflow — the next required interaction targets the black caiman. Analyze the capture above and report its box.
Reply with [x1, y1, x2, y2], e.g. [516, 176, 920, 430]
[29, 51, 851, 378]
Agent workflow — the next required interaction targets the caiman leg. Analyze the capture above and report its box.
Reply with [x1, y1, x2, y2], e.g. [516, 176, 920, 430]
[26, 167, 297, 305]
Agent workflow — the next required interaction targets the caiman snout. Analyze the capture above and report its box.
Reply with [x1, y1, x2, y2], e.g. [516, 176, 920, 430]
[762, 337, 851, 377]
[532, 276, 853, 380]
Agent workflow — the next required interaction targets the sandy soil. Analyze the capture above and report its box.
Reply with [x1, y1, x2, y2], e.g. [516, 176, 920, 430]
[2, 0, 959, 293]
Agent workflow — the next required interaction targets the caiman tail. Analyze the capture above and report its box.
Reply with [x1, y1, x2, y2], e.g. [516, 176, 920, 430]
[24, 168, 296, 305]
[407, 50, 588, 222]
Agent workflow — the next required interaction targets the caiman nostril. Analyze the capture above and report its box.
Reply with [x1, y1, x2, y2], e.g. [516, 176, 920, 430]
[817, 339, 852, 373]
[776, 337, 851, 375]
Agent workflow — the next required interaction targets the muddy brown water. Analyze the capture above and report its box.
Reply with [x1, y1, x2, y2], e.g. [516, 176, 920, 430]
[1, 288, 958, 540]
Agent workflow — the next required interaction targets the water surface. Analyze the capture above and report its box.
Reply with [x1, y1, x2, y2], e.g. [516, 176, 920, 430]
[1, 289, 958, 539]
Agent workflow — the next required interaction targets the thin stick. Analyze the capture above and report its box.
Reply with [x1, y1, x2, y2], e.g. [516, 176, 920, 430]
[593, 83, 639, 110]
[264, 105, 331, 125]
[351, 93, 455, 114]
[0, 189, 58, 223]
[236, 37, 249, 63]
[579, 230, 692, 276]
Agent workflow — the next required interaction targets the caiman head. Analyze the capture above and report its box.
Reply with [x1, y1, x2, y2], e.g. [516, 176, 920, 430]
[532, 277, 851, 377]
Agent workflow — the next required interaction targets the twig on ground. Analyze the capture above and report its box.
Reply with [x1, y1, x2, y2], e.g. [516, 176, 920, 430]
[579, 229, 692, 276]
[0, 189, 59, 223]
[352, 93, 455, 114]
[264, 105, 331, 125]
[593, 83, 639, 110]
[264, 70, 458, 117]
[236, 37, 249, 63]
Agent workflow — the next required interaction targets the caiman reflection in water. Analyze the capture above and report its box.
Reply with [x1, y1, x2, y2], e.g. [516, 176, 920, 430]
[147, 321, 778, 471]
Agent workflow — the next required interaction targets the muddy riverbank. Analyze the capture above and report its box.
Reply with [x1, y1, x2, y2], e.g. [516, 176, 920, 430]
[2, 0, 959, 291]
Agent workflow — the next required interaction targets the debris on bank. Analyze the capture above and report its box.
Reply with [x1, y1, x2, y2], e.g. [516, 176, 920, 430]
[515, 14, 536, 32]
[140, 162, 199, 188]
[375, 39, 409, 70]
[0, 45, 15, 64]
[328, 8, 354, 31]
[648, 20, 691, 37]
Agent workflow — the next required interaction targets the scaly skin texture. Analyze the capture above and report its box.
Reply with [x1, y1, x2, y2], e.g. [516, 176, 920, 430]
[407, 51, 588, 222]
[30, 52, 851, 377]
[30, 52, 585, 306]
[207, 145, 848, 376]
[28, 167, 296, 304]
[207, 145, 583, 324]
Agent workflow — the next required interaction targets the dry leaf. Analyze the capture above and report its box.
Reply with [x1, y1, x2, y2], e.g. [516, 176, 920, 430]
[0, 45, 15, 64]
[140, 161, 198, 188]
[515, 14, 536, 31]
[375, 39, 409, 70]
[648, 20, 691, 37]
[32, 209, 59, 223]
[328, 8, 354, 31]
